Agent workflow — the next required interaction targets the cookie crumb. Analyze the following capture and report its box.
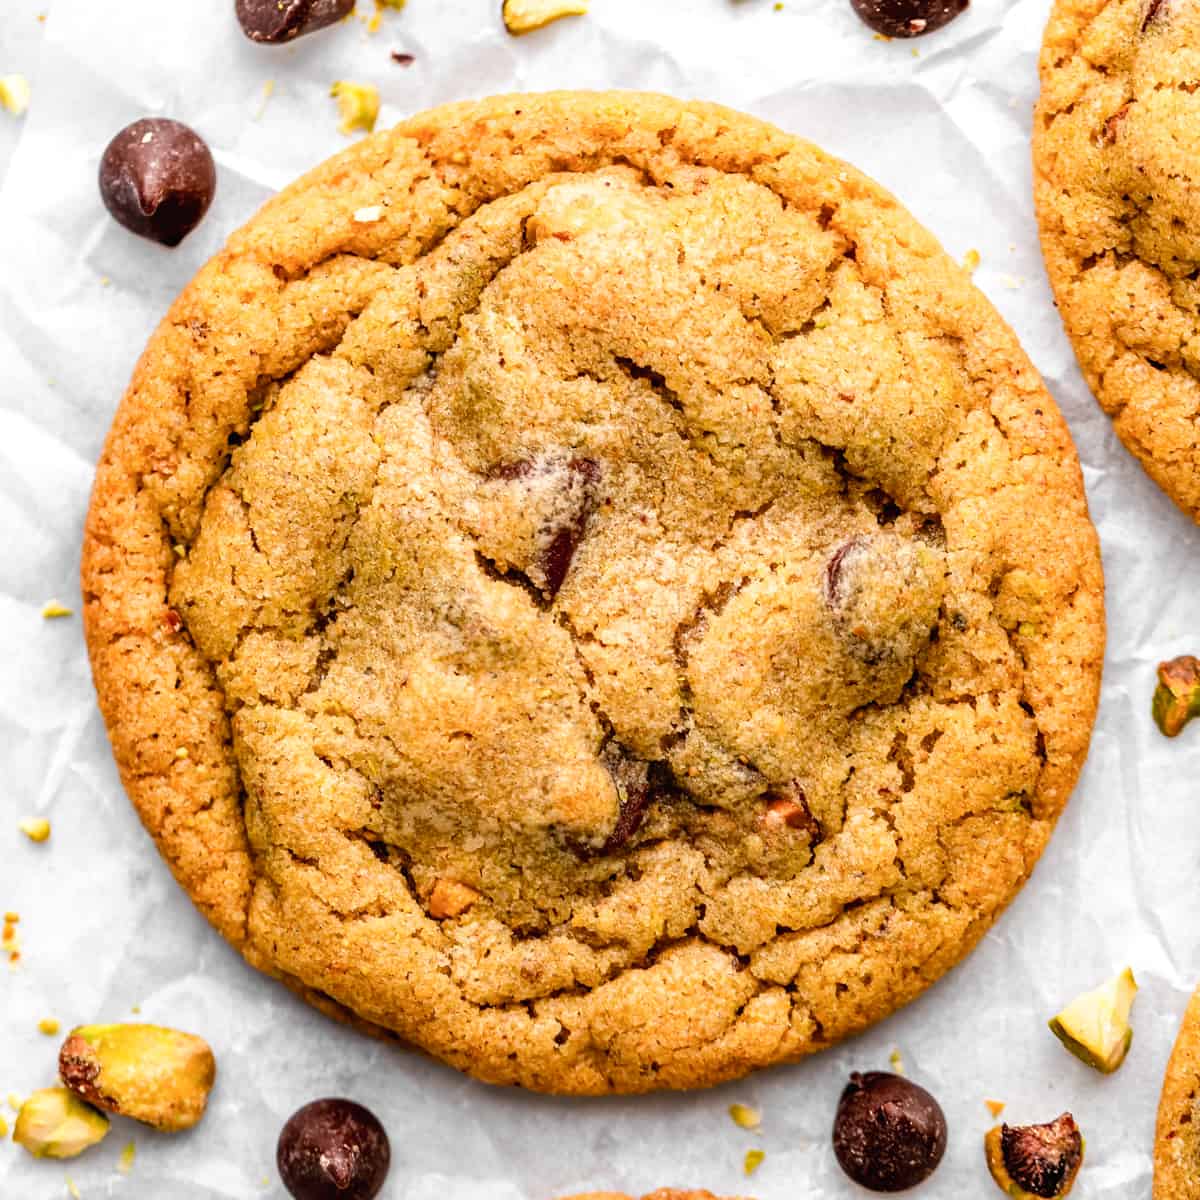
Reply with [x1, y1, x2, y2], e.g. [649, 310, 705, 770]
[986, 1098, 1006, 1118]
[41, 601, 73, 619]
[38, 1018, 61, 1036]
[962, 248, 980, 274]
[744, 1148, 765, 1175]
[19, 817, 51, 843]
[502, 0, 589, 35]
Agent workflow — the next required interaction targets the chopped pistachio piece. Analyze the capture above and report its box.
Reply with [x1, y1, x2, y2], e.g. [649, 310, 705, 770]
[1049, 967, 1137, 1073]
[1154, 655, 1200, 737]
[502, 0, 589, 35]
[330, 81, 380, 135]
[41, 601, 73, 619]
[985, 1115, 1083, 1199]
[729, 1102, 761, 1130]
[744, 1148, 765, 1176]
[889, 1048, 905, 1075]
[66, 1179, 81, 1200]
[19, 817, 51, 843]
[0, 74, 31, 116]
[13, 1088, 110, 1159]
[118, 1140, 136, 1174]
[59, 1023, 216, 1132]
[39, 1018, 61, 1036]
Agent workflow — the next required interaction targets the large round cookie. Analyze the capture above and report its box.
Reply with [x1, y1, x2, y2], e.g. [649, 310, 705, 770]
[83, 92, 1104, 1094]
[1034, 0, 1200, 519]
[1156, 987, 1200, 1198]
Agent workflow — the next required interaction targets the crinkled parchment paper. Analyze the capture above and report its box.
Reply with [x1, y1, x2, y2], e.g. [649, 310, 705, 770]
[2, 1, 1198, 1197]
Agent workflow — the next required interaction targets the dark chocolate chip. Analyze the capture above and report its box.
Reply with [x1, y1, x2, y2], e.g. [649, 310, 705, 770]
[832, 1071, 948, 1192]
[825, 538, 864, 607]
[277, 1099, 390, 1200]
[539, 457, 600, 599]
[1142, 0, 1169, 27]
[761, 783, 821, 843]
[849, 0, 968, 37]
[98, 119, 216, 248]
[236, 0, 355, 44]
[391, 51, 416, 66]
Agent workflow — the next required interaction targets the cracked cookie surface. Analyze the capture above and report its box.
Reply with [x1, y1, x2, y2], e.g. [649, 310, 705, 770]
[1034, 0, 1200, 520]
[82, 92, 1104, 1095]
[1156, 986, 1200, 1199]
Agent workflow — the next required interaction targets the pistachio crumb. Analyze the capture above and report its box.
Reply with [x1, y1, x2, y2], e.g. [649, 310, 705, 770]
[729, 1102, 761, 1130]
[19, 817, 51, 843]
[986, 1098, 1006, 1118]
[41, 601, 73, 619]
[118, 1140, 136, 1175]
[66, 1178, 81, 1200]
[254, 79, 275, 121]
[744, 1148, 765, 1175]
[502, 0, 589, 35]
[889, 1048, 906, 1075]
[38, 1018, 61, 1036]
[330, 81, 380, 135]
[0, 74, 31, 116]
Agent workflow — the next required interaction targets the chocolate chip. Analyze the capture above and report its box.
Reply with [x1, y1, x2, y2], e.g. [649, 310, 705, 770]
[1142, 0, 1170, 28]
[98, 119, 216, 247]
[539, 457, 600, 598]
[489, 455, 601, 600]
[849, 0, 968, 37]
[277, 1099, 390, 1200]
[760, 784, 821, 843]
[832, 1071, 948, 1192]
[236, 0, 355, 43]
[825, 538, 863, 607]
[391, 51, 416, 66]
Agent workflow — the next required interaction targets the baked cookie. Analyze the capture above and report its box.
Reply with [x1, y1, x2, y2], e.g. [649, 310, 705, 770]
[563, 1193, 736, 1200]
[83, 92, 1104, 1095]
[1034, 0, 1200, 519]
[1156, 987, 1200, 1199]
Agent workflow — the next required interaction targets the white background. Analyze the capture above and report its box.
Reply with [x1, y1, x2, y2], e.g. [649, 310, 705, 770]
[1, 1, 1197, 1197]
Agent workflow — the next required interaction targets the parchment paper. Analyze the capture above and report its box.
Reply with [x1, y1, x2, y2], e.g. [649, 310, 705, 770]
[2, 1, 1197, 1197]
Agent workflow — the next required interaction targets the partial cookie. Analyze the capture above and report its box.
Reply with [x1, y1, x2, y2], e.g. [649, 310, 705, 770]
[564, 1193, 737, 1200]
[83, 92, 1104, 1095]
[1034, 0, 1200, 519]
[1155, 987, 1200, 1199]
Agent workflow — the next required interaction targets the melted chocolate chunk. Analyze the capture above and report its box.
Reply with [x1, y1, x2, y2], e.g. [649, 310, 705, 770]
[540, 457, 600, 599]
[98, 119, 216, 247]
[849, 0, 968, 37]
[236, 0, 355, 43]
